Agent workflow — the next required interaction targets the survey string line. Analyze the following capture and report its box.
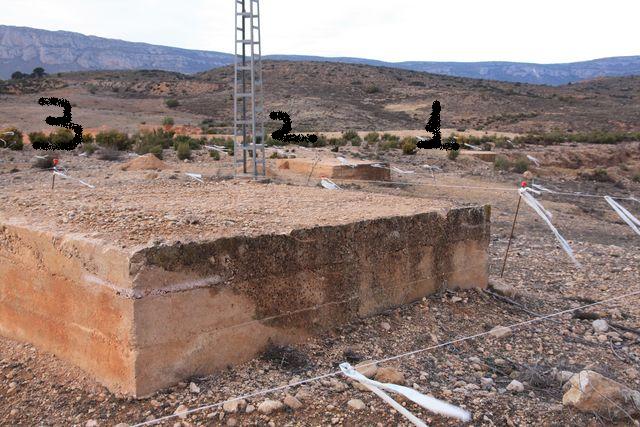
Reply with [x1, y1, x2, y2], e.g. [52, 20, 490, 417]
[132, 287, 640, 427]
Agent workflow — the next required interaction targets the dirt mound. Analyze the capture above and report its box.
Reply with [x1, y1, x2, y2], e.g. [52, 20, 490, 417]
[120, 153, 168, 171]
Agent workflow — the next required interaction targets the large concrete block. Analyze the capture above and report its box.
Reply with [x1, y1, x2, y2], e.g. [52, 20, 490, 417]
[0, 184, 490, 396]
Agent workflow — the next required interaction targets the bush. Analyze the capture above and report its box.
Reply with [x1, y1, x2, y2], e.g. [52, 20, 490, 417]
[365, 85, 381, 94]
[209, 150, 220, 160]
[329, 137, 347, 147]
[2, 127, 23, 150]
[165, 98, 180, 109]
[50, 128, 74, 148]
[96, 130, 132, 151]
[380, 140, 399, 150]
[364, 132, 380, 143]
[173, 135, 201, 150]
[401, 137, 417, 155]
[581, 168, 613, 182]
[28, 131, 48, 149]
[147, 145, 163, 160]
[83, 133, 95, 145]
[512, 157, 530, 173]
[312, 134, 327, 148]
[381, 133, 400, 143]
[176, 141, 191, 160]
[342, 130, 362, 144]
[223, 139, 235, 155]
[162, 117, 174, 127]
[448, 148, 460, 161]
[82, 142, 97, 155]
[494, 156, 511, 171]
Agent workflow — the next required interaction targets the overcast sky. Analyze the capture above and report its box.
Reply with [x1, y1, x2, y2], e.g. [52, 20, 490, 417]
[3, 0, 639, 63]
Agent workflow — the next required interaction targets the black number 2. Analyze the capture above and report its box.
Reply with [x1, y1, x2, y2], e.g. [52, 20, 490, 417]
[37, 97, 83, 150]
[270, 111, 317, 144]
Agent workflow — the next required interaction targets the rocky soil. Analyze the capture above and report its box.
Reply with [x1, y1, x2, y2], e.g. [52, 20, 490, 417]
[1, 140, 639, 426]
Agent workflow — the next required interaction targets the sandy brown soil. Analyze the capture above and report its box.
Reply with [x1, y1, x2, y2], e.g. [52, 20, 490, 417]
[1, 140, 639, 426]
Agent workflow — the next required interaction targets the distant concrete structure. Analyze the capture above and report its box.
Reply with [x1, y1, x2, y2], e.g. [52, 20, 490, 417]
[233, 0, 266, 177]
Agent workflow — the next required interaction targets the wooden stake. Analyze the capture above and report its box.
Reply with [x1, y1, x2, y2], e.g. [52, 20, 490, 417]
[51, 171, 56, 190]
[500, 193, 522, 278]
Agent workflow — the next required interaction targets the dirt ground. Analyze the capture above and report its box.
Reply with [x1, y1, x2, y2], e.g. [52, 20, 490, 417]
[1, 139, 639, 426]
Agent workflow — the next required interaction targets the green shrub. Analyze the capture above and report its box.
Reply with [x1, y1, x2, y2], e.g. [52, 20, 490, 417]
[380, 140, 399, 150]
[165, 98, 180, 108]
[401, 137, 417, 155]
[342, 130, 362, 144]
[512, 157, 530, 173]
[365, 85, 381, 94]
[364, 132, 380, 143]
[494, 156, 511, 171]
[448, 148, 460, 161]
[223, 139, 235, 155]
[329, 137, 347, 147]
[96, 130, 132, 151]
[2, 127, 23, 150]
[381, 133, 400, 143]
[147, 145, 163, 160]
[173, 135, 201, 150]
[312, 134, 327, 148]
[176, 142, 191, 160]
[28, 131, 48, 148]
[581, 168, 613, 182]
[83, 142, 97, 155]
[209, 150, 220, 160]
[162, 117, 174, 126]
[50, 128, 74, 148]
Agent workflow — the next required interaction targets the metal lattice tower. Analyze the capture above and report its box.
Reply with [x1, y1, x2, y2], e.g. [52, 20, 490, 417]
[234, 0, 265, 177]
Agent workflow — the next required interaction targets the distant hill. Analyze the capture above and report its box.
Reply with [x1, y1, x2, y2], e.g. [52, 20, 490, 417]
[1, 25, 640, 85]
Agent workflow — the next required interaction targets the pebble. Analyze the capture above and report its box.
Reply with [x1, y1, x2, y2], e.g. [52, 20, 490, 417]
[223, 399, 245, 413]
[480, 377, 494, 388]
[245, 404, 255, 414]
[592, 319, 609, 333]
[355, 361, 378, 378]
[507, 380, 524, 393]
[283, 394, 303, 410]
[347, 399, 366, 410]
[374, 367, 405, 384]
[257, 399, 284, 415]
[489, 326, 512, 339]
[381, 322, 391, 331]
[174, 405, 188, 419]
[85, 421, 98, 427]
[189, 382, 200, 394]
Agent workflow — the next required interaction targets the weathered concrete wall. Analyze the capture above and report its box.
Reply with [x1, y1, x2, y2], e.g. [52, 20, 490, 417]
[0, 205, 490, 396]
[275, 158, 391, 181]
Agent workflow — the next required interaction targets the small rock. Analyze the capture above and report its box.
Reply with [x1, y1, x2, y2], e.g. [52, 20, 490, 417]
[488, 278, 519, 298]
[381, 322, 391, 331]
[85, 421, 98, 427]
[226, 418, 237, 427]
[283, 394, 303, 410]
[507, 380, 524, 393]
[626, 367, 639, 380]
[245, 404, 255, 414]
[355, 361, 378, 379]
[563, 370, 640, 419]
[174, 405, 188, 419]
[114, 424, 129, 427]
[480, 377, 494, 388]
[257, 399, 284, 415]
[592, 319, 609, 333]
[489, 326, 512, 339]
[347, 399, 366, 411]
[374, 367, 405, 384]
[451, 296, 463, 303]
[223, 399, 246, 413]
[189, 382, 200, 394]
[294, 387, 312, 401]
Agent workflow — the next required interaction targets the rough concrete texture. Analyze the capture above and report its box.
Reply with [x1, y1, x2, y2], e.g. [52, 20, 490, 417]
[274, 158, 391, 181]
[0, 183, 490, 396]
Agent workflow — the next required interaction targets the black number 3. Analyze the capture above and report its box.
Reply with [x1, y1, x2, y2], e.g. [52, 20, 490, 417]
[37, 97, 83, 150]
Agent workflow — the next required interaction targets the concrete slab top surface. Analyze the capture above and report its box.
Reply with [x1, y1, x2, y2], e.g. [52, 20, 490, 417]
[1, 179, 454, 249]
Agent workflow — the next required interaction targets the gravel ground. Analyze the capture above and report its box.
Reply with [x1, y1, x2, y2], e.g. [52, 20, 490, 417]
[1, 143, 639, 426]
